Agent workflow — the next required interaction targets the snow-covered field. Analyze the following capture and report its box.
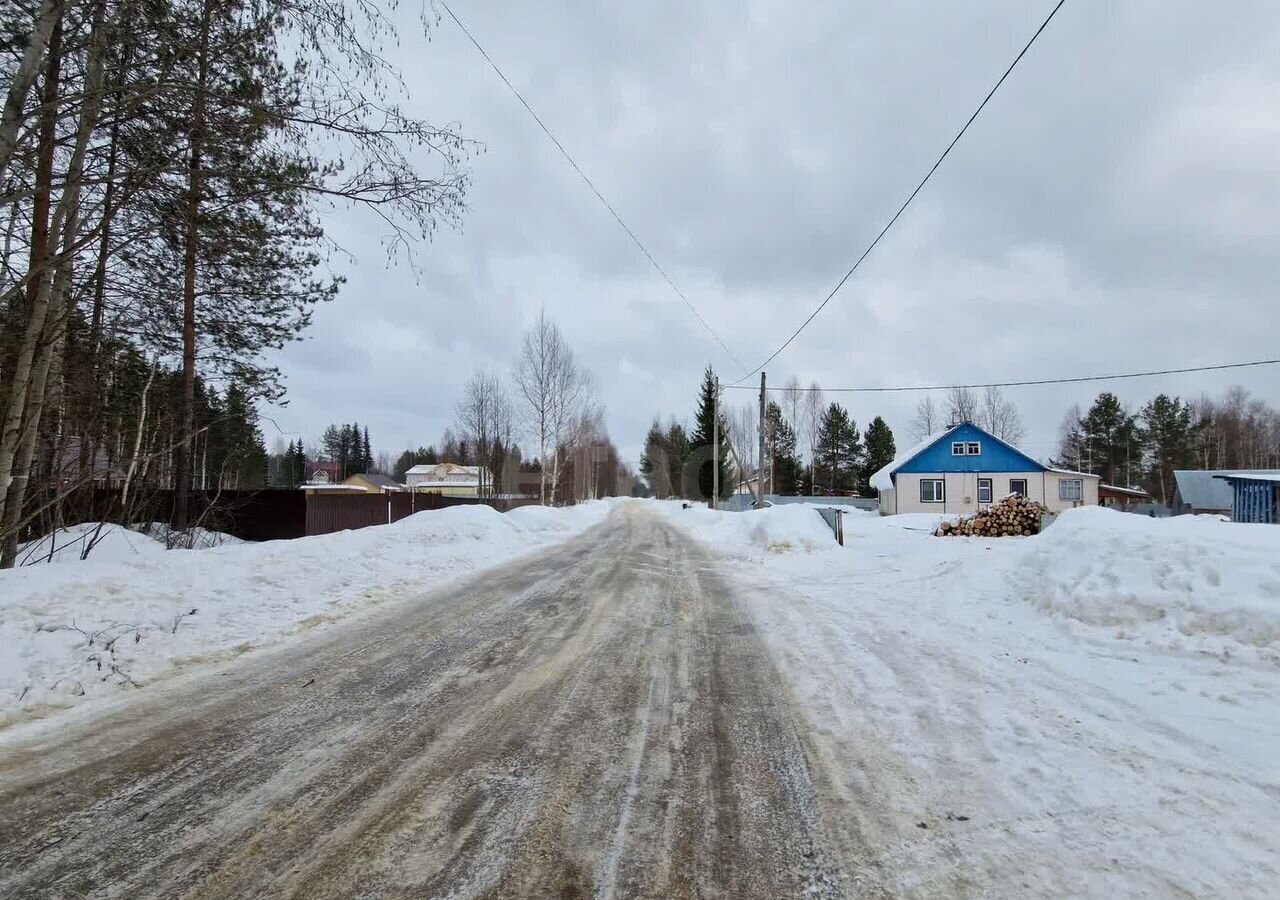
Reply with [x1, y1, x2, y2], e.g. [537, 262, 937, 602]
[0, 502, 611, 727]
[663, 501, 1280, 898]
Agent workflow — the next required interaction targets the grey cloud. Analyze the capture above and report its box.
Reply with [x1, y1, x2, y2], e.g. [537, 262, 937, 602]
[266, 0, 1280, 468]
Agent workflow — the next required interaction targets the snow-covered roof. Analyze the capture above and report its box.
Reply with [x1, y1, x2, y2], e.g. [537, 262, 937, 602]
[869, 427, 960, 492]
[406, 463, 483, 476]
[302, 483, 368, 491]
[1047, 467, 1100, 479]
[1100, 483, 1152, 497]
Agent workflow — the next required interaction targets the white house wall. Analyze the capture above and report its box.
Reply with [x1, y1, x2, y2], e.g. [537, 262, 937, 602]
[888, 471, 1100, 515]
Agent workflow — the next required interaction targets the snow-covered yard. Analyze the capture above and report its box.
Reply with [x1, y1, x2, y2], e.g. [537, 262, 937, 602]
[663, 502, 1280, 898]
[0, 502, 610, 727]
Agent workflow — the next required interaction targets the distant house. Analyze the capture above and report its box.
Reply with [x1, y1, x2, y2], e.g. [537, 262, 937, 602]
[870, 422, 1100, 516]
[1213, 473, 1280, 524]
[404, 462, 491, 498]
[1099, 483, 1153, 510]
[305, 462, 343, 485]
[1169, 470, 1280, 516]
[341, 472, 404, 494]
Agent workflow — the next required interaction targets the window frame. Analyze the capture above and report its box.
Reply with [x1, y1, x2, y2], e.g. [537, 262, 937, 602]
[1059, 478, 1084, 501]
[1009, 478, 1028, 497]
[920, 478, 945, 503]
[967, 441, 982, 456]
[951, 441, 966, 456]
[977, 477, 993, 504]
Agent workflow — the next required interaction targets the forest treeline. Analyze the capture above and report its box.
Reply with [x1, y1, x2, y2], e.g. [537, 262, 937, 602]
[0, 0, 471, 565]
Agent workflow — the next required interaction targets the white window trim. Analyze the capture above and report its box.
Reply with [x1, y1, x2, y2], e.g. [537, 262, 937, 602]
[920, 479, 945, 503]
[1059, 478, 1084, 501]
[977, 477, 993, 504]
[951, 442, 966, 456]
[967, 441, 981, 456]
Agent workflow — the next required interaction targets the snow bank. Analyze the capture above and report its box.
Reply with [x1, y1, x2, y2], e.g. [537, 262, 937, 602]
[656, 501, 843, 556]
[137, 522, 246, 550]
[1014, 506, 1280, 666]
[16, 521, 245, 567]
[0, 502, 611, 725]
[15, 522, 170, 566]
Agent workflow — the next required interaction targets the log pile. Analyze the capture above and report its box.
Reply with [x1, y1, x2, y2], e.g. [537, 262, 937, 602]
[934, 494, 1046, 537]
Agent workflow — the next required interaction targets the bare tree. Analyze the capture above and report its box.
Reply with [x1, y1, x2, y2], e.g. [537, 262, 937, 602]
[548, 368, 592, 503]
[979, 386, 1026, 444]
[945, 387, 979, 427]
[512, 312, 564, 504]
[803, 381, 824, 475]
[724, 401, 758, 489]
[911, 396, 938, 441]
[782, 376, 804, 431]
[455, 369, 510, 498]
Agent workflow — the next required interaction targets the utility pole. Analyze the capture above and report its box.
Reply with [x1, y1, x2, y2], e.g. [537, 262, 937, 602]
[712, 376, 720, 509]
[757, 371, 767, 509]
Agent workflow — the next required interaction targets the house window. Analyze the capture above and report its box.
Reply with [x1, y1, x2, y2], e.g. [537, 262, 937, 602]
[978, 478, 993, 504]
[1059, 478, 1083, 501]
[1009, 478, 1028, 497]
[951, 442, 966, 456]
[920, 479, 945, 503]
[967, 442, 981, 455]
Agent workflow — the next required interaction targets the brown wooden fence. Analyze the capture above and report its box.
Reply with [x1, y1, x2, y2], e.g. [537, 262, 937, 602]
[24, 486, 308, 543]
[305, 492, 541, 537]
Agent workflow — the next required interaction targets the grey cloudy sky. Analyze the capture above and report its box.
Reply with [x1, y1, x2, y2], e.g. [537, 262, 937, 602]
[265, 0, 1280, 466]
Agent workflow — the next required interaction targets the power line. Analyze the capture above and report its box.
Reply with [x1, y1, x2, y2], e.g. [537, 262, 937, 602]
[437, 0, 745, 371]
[720, 358, 1280, 393]
[730, 0, 1068, 385]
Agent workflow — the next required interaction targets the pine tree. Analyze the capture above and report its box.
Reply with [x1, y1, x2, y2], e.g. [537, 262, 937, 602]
[1079, 392, 1142, 485]
[362, 426, 373, 474]
[861, 416, 897, 495]
[1140, 394, 1194, 504]
[689, 367, 731, 500]
[764, 401, 801, 494]
[814, 403, 863, 494]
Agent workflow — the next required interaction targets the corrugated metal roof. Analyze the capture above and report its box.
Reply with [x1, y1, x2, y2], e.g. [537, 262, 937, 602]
[1173, 469, 1280, 510]
[1213, 472, 1280, 484]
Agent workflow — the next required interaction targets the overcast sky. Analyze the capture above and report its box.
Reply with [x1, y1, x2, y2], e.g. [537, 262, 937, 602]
[264, 0, 1280, 468]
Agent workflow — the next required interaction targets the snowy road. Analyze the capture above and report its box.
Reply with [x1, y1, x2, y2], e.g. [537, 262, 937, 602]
[0, 504, 847, 899]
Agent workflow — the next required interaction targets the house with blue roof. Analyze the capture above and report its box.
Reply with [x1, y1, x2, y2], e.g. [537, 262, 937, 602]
[870, 422, 1100, 516]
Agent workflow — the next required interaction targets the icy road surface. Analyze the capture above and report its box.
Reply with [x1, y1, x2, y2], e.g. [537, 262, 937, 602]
[0, 504, 847, 899]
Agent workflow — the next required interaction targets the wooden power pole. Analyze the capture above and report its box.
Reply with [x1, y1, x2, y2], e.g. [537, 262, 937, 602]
[712, 376, 720, 509]
[757, 371, 766, 509]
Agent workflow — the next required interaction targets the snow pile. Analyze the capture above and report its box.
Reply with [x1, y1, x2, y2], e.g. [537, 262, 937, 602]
[16, 522, 170, 566]
[16, 521, 245, 567]
[136, 522, 246, 550]
[664, 504, 1280, 897]
[1014, 506, 1280, 665]
[657, 501, 845, 555]
[0, 502, 610, 724]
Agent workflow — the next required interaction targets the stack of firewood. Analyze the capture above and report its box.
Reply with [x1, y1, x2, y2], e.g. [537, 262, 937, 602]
[934, 494, 1047, 537]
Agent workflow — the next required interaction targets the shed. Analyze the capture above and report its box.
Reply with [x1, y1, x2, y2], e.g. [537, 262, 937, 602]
[1214, 473, 1280, 524]
[1171, 470, 1280, 515]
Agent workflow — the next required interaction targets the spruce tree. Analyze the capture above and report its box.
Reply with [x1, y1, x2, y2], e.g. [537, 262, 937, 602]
[689, 367, 731, 501]
[861, 416, 897, 495]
